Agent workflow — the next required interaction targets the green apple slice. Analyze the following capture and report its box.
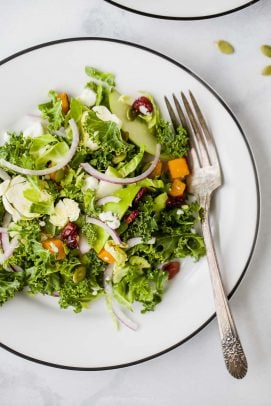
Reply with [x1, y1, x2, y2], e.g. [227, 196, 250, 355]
[109, 90, 157, 155]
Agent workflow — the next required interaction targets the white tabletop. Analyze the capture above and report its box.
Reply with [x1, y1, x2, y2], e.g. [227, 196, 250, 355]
[0, 1, 270, 405]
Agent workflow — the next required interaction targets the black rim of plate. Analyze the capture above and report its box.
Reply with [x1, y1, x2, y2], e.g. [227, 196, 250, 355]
[103, 0, 261, 20]
[0, 37, 260, 371]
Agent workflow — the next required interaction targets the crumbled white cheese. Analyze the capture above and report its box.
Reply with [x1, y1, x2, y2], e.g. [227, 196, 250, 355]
[176, 209, 184, 215]
[99, 211, 120, 230]
[49, 198, 80, 227]
[77, 88, 96, 107]
[93, 106, 122, 129]
[82, 175, 99, 192]
[86, 138, 100, 151]
[139, 105, 151, 116]
[23, 121, 44, 138]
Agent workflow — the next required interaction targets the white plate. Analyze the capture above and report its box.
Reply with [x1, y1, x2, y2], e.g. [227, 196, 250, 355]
[0, 39, 259, 370]
[104, 0, 260, 19]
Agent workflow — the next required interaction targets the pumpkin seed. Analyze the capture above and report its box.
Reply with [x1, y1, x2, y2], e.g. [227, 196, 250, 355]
[260, 45, 271, 58]
[261, 65, 271, 76]
[215, 40, 235, 55]
[73, 266, 86, 284]
[112, 151, 127, 164]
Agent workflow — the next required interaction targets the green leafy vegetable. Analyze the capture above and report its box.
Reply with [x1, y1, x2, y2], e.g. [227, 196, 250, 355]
[38, 90, 64, 131]
[0, 268, 26, 305]
[113, 264, 168, 313]
[155, 119, 189, 158]
[0, 132, 34, 169]
[85, 66, 116, 87]
[83, 110, 131, 156]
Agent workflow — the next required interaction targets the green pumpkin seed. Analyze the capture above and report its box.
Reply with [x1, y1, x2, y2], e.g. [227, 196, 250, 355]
[112, 151, 127, 164]
[73, 266, 86, 284]
[260, 45, 271, 58]
[261, 65, 271, 76]
[215, 40, 235, 55]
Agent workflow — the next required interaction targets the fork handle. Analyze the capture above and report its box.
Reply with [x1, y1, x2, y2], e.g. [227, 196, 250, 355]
[201, 194, 248, 379]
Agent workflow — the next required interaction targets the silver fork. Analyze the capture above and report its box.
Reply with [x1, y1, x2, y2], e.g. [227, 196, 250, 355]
[165, 91, 248, 379]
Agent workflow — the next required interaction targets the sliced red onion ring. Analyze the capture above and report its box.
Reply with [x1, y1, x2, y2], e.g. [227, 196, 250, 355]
[103, 264, 138, 331]
[53, 127, 67, 137]
[1, 212, 11, 253]
[79, 234, 91, 254]
[12, 264, 24, 272]
[86, 217, 121, 244]
[0, 168, 10, 181]
[81, 144, 161, 185]
[96, 196, 121, 206]
[0, 119, 79, 176]
[0, 236, 19, 264]
[126, 237, 156, 249]
[0, 227, 8, 233]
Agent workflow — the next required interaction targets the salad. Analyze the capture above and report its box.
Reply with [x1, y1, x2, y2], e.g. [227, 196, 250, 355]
[0, 66, 205, 330]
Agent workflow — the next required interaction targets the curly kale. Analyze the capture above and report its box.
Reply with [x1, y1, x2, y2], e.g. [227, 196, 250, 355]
[38, 90, 64, 131]
[155, 119, 189, 158]
[0, 268, 26, 305]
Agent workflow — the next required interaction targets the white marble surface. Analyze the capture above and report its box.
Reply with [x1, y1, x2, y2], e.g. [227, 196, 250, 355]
[0, 0, 270, 405]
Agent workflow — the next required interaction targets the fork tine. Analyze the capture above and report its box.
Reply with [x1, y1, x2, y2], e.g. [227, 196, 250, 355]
[181, 92, 210, 167]
[164, 95, 200, 168]
[172, 93, 188, 128]
[189, 91, 220, 167]
[164, 96, 179, 132]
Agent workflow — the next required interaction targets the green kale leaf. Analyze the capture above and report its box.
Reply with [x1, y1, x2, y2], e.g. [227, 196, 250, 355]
[155, 119, 189, 158]
[83, 110, 131, 156]
[0, 132, 34, 169]
[85, 66, 116, 88]
[38, 90, 64, 131]
[0, 268, 26, 305]
[113, 265, 168, 313]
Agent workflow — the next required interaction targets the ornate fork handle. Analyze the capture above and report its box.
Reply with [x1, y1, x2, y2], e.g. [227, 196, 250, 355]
[201, 194, 248, 379]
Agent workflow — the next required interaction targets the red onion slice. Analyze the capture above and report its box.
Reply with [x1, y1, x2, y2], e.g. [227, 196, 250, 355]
[78, 234, 91, 254]
[103, 264, 138, 331]
[0, 169, 10, 181]
[0, 119, 79, 176]
[96, 196, 121, 206]
[81, 144, 161, 185]
[12, 264, 24, 272]
[86, 217, 121, 244]
[0, 212, 11, 253]
[0, 236, 19, 264]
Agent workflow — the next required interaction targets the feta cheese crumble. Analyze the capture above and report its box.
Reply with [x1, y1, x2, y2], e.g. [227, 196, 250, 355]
[99, 211, 120, 230]
[77, 88, 96, 107]
[82, 175, 99, 192]
[50, 198, 80, 227]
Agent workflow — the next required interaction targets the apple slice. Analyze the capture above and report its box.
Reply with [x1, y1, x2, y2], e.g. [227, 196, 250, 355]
[109, 90, 157, 155]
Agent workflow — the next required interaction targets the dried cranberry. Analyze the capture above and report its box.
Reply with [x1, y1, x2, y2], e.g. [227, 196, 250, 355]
[131, 96, 153, 116]
[124, 210, 139, 224]
[132, 187, 148, 208]
[163, 261, 180, 280]
[61, 222, 79, 249]
[166, 195, 184, 210]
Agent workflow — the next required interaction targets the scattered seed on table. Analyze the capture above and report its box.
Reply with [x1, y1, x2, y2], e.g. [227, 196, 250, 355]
[260, 45, 271, 58]
[261, 65, 271, 76]
[215, 40, 235, 55]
